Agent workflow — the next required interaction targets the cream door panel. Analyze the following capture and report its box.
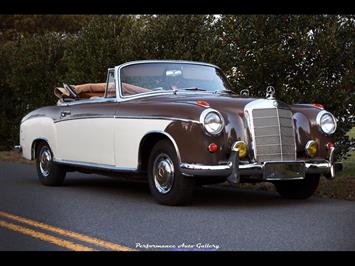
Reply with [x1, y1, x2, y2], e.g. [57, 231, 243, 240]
[114, 119, 172, 169]
[56, 118, 115, 165]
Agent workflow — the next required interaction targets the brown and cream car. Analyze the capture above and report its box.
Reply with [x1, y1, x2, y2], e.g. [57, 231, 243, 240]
[18, 60, 342, 205]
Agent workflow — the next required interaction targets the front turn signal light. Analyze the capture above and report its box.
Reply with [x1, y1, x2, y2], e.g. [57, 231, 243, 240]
[305, 140, 318, 157]
[232, 141, 248, 159]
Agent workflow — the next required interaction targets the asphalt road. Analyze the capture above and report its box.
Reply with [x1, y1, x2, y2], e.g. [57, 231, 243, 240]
[1, 160, 355, 251]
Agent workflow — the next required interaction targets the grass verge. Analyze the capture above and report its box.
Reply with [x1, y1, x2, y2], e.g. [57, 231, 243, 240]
[0, 150, 34, 164]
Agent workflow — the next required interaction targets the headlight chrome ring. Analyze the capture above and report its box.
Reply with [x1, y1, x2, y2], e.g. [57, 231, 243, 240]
[316, 110, 337, 135]
[200, 108, 225, 136]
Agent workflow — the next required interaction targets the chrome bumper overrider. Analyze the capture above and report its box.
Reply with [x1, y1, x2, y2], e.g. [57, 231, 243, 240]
[180, 148, 342, 183]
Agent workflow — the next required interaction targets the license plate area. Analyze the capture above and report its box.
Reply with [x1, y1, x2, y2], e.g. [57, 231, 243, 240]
[263, 161, 305, 180]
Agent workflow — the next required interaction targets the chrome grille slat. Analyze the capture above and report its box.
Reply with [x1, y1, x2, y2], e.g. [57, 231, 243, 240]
[251, 106, 296, 162]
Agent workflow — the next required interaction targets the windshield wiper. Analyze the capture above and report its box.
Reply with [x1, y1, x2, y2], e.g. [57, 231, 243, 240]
[218, 89, 237, 95]
[179, 87, 208, 91]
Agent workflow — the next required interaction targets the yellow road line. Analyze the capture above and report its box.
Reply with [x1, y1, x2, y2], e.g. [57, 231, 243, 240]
[0, 211, 135, 251]
[0, 220, 94, 251]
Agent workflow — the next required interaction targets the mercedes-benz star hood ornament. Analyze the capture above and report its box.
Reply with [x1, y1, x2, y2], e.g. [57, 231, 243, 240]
[266, 86, 275, 99]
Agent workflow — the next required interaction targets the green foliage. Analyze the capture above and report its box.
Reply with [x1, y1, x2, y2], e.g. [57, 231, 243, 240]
[0, 33, 66, 149]
[0, 15, 354, 157]
[63, 15, 137, 83]
[211, 15, 355, 157]
[0, 15, 90, 42]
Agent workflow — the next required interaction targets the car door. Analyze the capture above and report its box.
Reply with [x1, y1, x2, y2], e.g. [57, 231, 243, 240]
[55, 70, 118, 166]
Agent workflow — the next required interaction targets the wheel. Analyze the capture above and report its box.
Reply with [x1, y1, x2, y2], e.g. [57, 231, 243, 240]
[148, 140, 196, 206]
[36, 142, 66, 186]
[273, 174, 320, 199]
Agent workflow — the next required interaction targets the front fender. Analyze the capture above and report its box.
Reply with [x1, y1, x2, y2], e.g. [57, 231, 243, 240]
[291, 106, 335, 159]
[165, 114, 246, 165]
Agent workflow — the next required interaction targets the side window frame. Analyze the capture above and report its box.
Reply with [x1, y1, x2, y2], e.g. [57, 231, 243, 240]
[104, 68, 116, 98]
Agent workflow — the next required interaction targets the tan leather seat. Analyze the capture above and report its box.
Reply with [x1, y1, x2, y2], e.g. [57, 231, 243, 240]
[54, 82, 151, 100]
[121, 82, 150, 96]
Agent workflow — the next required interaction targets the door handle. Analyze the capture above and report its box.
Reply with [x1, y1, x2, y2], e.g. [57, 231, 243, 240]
[61, 111, 71, 117]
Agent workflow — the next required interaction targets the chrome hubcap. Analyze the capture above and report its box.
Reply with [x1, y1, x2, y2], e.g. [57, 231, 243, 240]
[153, 153, 175, 194]
[39, 147, 52, 177]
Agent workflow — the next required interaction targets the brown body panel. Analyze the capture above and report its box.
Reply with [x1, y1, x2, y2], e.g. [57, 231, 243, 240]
[23, 92, 334, 167]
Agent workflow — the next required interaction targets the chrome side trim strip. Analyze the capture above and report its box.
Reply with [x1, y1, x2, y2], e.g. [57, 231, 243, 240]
[115, 116, 200, 124]
[57, 98, 117, 107]
[54, 115, 115, 123]
[265, 177, 305, 181]
[53, 115, 199, 124]
[53, 159, 138, 172]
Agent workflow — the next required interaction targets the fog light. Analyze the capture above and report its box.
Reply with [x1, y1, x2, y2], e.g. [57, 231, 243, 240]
[232, 141, 247, 159]
[208, 143, 218, 153]
[305, 140, 318, 157]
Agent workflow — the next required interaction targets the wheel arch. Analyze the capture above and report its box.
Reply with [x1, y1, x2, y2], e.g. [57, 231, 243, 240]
[138, 131, 181, 172]
[31, 138, 49, 160]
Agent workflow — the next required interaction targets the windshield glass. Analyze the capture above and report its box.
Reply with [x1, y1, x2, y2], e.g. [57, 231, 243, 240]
[120, 62, 232, 97]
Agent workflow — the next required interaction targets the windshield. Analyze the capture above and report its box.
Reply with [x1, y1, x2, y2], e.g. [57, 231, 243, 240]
[119, 62, 232, 97]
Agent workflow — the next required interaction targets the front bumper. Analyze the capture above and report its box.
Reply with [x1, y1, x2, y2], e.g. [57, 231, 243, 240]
[180, 148, 342, 183]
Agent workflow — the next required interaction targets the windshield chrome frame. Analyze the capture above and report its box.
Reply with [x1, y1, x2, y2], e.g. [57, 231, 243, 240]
[114, 60, 228, 102]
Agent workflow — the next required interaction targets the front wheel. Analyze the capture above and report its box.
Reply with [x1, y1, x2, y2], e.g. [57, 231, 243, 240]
[36, 142, 66, 186]
[273, 174, 320, 199]
[148, 140, 196, 206]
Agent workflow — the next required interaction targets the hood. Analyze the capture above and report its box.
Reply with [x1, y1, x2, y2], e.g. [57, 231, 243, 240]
[125, 91, 325, 122]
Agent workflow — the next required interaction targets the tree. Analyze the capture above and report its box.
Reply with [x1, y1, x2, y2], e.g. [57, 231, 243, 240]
[0, 15, 353, 157]
[0, 15, 90, 43]
[212, 15, 355, 157]
[62, 15, 138, 84]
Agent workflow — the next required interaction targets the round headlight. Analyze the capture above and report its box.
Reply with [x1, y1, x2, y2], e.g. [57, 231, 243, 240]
[200, 109, 224, 135]
[317, 111, 337, 135]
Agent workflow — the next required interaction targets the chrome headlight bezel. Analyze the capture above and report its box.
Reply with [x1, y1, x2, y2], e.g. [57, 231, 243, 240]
[316, 110, 337, 135]
[200, 108, 225, 136]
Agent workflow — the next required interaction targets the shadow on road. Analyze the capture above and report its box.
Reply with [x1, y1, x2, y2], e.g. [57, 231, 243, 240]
[55, 173, 313, 209]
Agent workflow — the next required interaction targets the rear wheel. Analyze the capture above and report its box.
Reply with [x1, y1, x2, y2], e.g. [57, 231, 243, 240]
[273, 174, 320, 199]
[36, 142, 66, 186]
[148, 140, 196, 205]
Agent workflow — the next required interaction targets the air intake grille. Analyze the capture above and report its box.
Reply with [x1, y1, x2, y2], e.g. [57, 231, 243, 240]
[252, 108, 296, 162]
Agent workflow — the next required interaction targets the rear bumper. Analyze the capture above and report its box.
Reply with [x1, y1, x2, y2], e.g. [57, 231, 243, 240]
[14, 145, 22, 153]
[180, 148, 342, 182]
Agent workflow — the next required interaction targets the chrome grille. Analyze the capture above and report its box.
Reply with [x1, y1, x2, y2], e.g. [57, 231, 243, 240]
[252, 108, 296, 162]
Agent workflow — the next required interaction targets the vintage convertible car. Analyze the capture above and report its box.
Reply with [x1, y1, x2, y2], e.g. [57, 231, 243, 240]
[18, 60, 342, 205]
